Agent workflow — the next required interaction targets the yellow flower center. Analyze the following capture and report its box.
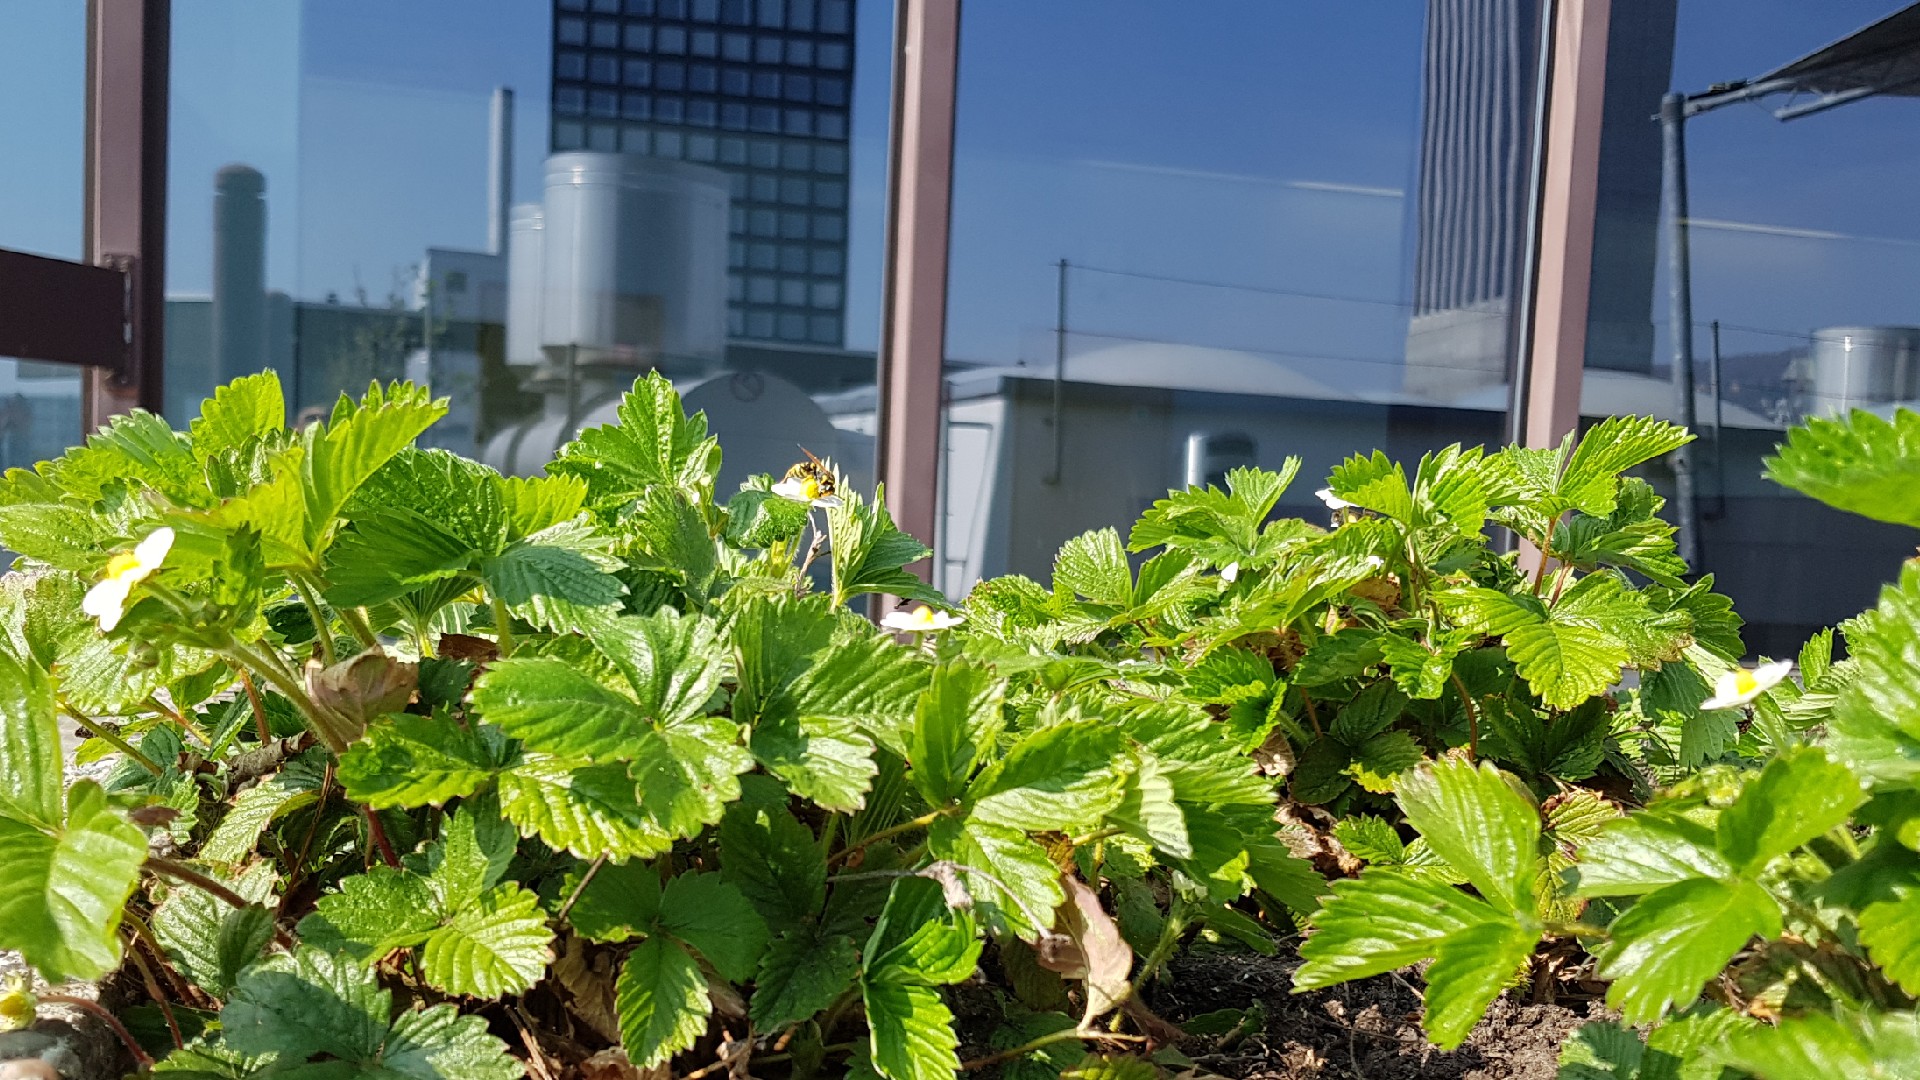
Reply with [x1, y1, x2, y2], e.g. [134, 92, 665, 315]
[103, 550, 144, 581]
[905, 606, 936, 628]
[800, 476, 824, 501]
[1731, 670, 1760, 696]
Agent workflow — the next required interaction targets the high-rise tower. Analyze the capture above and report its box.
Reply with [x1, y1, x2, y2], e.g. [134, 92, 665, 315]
[1403, 0, 1676, 397]
[549, 0, 855, 348]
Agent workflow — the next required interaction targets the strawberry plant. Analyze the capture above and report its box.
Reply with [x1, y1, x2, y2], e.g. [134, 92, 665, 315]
[0, 370, 1320, 1079]
[1286, 406, 1920, 1079]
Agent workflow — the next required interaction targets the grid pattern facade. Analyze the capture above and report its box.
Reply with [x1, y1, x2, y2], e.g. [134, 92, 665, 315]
[550, 0, 854, 347]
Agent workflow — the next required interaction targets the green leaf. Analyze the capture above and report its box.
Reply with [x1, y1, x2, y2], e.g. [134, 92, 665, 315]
[866, 876, 982, 985]
[415, 800, 517, 907]
[323, 509, 477, 609]
[1857, 889, 1920, 997]
[1060, 1055, 1161, 1080]
[152, 866, 277, 998]
[725, 487, 811, 549]
[1443, 586, 1630, 710]
[1295, 872, 1505, 988]
[862, 979, 960, 1080]
[223, 948, 521, 1079]
[337, 714, 511, 809]
[1328, 450, 1415, 523]
[301, 381, 448, 557]
[482, 518, 626, 630]
[1716, 747, 1864, 875]
[1127, 460, 1298, 562]
[626, 486, 719, 597]
[1572, 812, 1731, 897]
[549, 371, 721, 506]
[1831, 564, 1920, 786]
[298, 866, 440, 961]
[1558, 416, 1692, 518]
[190, 371, 286, 459]
[1764, 407, 1920, 529]
[1724, 1009, 1920, 1080]
[566, 859, 662, 943]
[223, 948, 389, 1063]
[1557, 1021, 1649, 1080]
[751, 928, 861, 1029]
[200, 761, 326, 864]
[496, 758, 671, 860]
[0, 780, 146, 982]
[1596, 877, 1781, 1024]
[1396, 758, 1540, 915]
[1332, 816, 1406, 865]
[1348, 730, 1423, 793]
[659, 872, 770, 984]
[929, 818, 1064, 939]
[967, 721, 1125, 834]
[420, 884, 553, 998]
[1422, 918, 1537, 1050]
[472, 657, 650, 762]
[1108, 753, 1190, 860]
[908, 662, 1005, 806]
[583, 609, 723, 729]
[826, 481, 939, 606]
[719, 802, 827, 925]
[0, 647, 61, 828]
[616, 935, 712, 1069]
[1329, 680, 1409, 746]
[625, 720, 753, 843]
[1053, 529, 1133, 608]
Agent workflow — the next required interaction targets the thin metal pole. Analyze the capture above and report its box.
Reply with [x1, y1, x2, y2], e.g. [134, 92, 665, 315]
[1708, 318, 1725, 520]
[1044, 258, 1067, 485]
[1661, 91, 1699, 568]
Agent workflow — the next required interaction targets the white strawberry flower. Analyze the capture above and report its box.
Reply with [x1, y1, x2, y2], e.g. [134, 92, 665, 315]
[82, 527, 175, 632]
[1699, 660, 1793, 711]
[881, 605, 963, 633]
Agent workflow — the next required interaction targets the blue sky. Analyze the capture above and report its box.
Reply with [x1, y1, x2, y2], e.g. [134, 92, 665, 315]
[4, 1, 1919, 380]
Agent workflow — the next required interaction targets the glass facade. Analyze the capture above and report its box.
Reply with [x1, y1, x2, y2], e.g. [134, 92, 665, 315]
[4, 0, 1917, 652]
[1586, 0, 1920, 655]
[551, 0, 856, 346]
[146, 0, 885, 494]
[0, 0, 87, 470]
[933, 2, 1570, 597]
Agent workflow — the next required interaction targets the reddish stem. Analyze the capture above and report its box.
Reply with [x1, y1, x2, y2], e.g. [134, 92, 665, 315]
[39, 994, 154, 1068]
[365, 806, 401, 868]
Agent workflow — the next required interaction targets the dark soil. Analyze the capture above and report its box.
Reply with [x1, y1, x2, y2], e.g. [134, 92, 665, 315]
[1143, 948, 1604, 1080]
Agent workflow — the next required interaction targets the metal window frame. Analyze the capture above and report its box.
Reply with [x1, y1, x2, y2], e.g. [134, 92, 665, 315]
[82, 0, 171, 425]
[874, 0, 960, 594]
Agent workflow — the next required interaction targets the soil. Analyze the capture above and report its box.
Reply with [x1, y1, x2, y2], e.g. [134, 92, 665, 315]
[1144, 948, 1604, 1080]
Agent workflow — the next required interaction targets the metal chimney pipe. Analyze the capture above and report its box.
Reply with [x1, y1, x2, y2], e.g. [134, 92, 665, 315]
[211, 164, 267, 383]
[488, 87, 514, 256]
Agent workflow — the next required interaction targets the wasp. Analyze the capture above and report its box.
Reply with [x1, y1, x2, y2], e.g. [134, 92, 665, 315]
[782, 447, 837, 502]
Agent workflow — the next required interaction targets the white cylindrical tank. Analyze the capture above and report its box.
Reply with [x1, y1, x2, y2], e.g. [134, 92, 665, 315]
[506, 202, 545, 367]
[1811, 326, 1920, 415]
[540, 153, 730, 376]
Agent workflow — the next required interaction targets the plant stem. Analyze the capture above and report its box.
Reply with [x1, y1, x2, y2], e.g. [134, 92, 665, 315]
[147, 857, 251, 909]
[123, 932, 184, 1049]
[365, 807, 401, 868]
[290, 575, 337, 666]
[61, 704, 166, 776]
[557, 855, 608, 923]
[39, 993, 154, 1068]
[122, 910, 200, 1007]
[341, 605, 381, 649]
[490, 594, 517, 658]
[959, 1029, 1149, 1071]
[146, 695, 211, 750]
[828, 809, 948, 867]
[226, 641, 349, 754]
[1449, 671, 1480, 761]
[237, 669, 273, 744]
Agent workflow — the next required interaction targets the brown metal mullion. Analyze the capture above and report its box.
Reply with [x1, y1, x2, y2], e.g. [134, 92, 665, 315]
[875, 0, 961, 598]
[83, 0, 170, 427]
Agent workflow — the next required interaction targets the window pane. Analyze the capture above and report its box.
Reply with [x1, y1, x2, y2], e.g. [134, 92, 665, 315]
[1586, 0, 1920, 654]
[938, 2, 1539, 597]
[0, 3, 99, 465]
[163, 0, 888, 492]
